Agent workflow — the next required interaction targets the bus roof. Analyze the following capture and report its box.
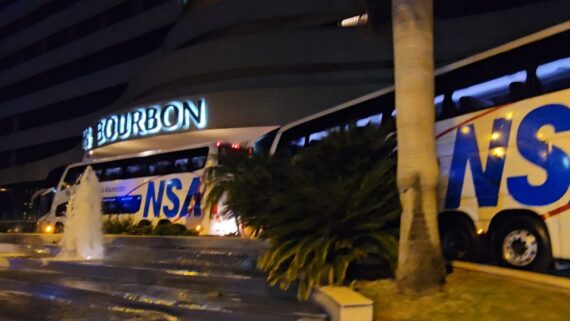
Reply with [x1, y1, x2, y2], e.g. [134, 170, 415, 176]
[270, 19, 570, 154]
[71, 141, 215, 169]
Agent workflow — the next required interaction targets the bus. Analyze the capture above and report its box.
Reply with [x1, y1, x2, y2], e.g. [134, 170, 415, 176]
[255, 21, 570, 271]
[37, 142, 243, 236]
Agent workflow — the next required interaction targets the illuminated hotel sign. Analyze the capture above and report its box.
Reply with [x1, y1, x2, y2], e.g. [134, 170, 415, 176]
[82, 99, 207, 151]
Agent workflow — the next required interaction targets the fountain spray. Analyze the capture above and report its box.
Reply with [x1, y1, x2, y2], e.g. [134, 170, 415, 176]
[59, 166, 104, 260]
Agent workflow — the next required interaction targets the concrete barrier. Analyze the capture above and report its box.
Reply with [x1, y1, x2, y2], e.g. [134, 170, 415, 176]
[0, 233, 60, 246]
[311, 286, 373, 321]
[453, 261, 570, 291]
[0, 233, 268, 252]
[0, 243, 31, 253]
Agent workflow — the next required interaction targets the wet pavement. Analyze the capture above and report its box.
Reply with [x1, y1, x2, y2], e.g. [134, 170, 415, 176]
[0, 237, 327, 321]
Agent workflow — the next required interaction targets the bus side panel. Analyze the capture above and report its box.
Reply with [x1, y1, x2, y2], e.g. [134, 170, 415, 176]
[99, 171, 207, 229]
[436, 89, 570, 259]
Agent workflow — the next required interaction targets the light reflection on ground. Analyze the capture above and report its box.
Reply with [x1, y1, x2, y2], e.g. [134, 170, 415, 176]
[0, 243, 326, 321]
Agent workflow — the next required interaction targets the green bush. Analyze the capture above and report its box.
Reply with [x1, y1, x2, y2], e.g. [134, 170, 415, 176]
[153, 222, 197, 236]
[103, 218, 197, 236]
[103, 217, 136, 234]
[132, 221, 153, 235]
[207, 124, 400, 300]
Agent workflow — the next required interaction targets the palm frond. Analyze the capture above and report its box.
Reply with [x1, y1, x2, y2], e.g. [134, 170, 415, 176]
[205, 122, 401, 300]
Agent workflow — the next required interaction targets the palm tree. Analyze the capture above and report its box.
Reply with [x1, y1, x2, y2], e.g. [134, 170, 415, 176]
[390, 0, 446, 294]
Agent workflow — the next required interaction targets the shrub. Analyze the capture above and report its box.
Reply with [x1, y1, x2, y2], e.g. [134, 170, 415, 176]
[207, 124, 400, 300]
[132, 220, 153, 235]
[152, 222, 196, 236]
[103, 216, 136, 234]
[103, 218, 196, 236]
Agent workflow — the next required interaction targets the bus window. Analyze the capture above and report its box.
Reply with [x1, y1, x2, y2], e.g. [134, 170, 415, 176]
[308, 130, 328, 144]
[101, 196, 142, 214]
[61, 166, 86, 189]
[38, 190, 54, 218]
[537, 56, 570, 93]
[62, 147, 208, 186]
[104, 166, 123, 181]
[254, 128, 279, 155]
[125, 164, 147, 178]
[149, 160, 172, 175]
[191, 156, 207, 171]
[275, 93, 393, 157]
[434, 95, 445, 117]
[274, 135, 301, 158]
[173, 158, 189, 172]
[356, 113, 383, 127]
[55, 202, 67, 217]
[451, 70, 527, 113]
[291, 136, 306, 148]
[29, 189, 55, 219]
[118, 196, 142, 214]
[102, 197, 120, 214]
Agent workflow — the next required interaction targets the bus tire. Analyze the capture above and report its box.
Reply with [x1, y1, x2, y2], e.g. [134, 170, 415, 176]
[439, 216, 479, 262]
[54, 223, 64, 234]
[494, 217, 552, 272]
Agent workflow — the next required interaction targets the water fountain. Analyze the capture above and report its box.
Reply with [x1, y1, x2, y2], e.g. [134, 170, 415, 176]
[58, 166, 104, 260]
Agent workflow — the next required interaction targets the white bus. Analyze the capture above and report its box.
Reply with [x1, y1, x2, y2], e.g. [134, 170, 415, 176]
[37, 142, 243, 236]
[255, 21, 570, 271]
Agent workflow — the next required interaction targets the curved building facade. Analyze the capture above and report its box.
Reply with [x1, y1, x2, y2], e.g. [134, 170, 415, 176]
[82, 0, 570, 159]
[1, 0, 570, 217]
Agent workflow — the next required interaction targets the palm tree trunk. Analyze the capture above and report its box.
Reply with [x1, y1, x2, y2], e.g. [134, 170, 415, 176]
[392, 0, 446, 295]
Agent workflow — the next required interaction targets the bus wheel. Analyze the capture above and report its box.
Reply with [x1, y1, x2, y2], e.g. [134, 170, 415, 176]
[439, 217, 478, 262]
[494, 217, 552, 272]
[54, 223, 64, 234]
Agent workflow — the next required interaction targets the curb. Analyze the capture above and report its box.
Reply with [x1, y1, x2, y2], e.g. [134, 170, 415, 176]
[311, 286, 373, 321]
[453, 261, 570, 291]
[0, 243, 30, 253]
[0, 233, 268, 252]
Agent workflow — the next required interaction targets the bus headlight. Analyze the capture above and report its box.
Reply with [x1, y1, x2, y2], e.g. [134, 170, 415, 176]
[44, 225, 54, 233]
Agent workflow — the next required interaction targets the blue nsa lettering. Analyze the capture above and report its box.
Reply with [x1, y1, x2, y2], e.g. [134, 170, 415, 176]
[143, 177, 201, 218]
[507, 104, 570, 206]
[445, 118, 512, 208]
[445, 104, 570, 209]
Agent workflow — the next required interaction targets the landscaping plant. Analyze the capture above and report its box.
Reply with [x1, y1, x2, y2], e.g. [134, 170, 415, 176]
[103, 217, 196, 236]
[103, 216, 137, 234]
[207, 123, 400, 300]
